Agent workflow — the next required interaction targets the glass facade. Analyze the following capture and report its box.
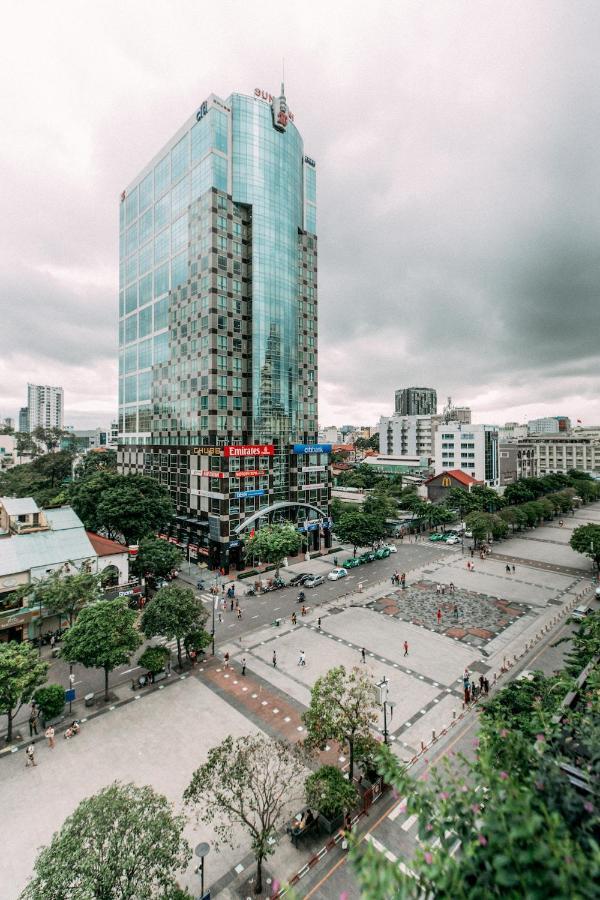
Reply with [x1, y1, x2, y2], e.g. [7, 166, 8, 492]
[118, 89, 327, 563]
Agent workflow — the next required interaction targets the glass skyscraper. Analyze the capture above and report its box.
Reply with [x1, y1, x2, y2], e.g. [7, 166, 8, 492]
[118, 87, 330, 570]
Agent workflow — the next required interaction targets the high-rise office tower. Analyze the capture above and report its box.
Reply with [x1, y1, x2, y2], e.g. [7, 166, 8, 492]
[118, 86, 331, 570]
[395, 387, 437, 416]
[26, 384, 64, 432]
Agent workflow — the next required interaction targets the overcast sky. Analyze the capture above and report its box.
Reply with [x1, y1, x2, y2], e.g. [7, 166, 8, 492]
[1, 0, 599, 430]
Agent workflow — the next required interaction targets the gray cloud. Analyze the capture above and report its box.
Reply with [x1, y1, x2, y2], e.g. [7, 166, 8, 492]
[1, 0, 599, 428]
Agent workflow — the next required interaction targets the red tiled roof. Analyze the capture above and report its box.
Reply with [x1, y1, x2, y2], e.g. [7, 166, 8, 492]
[424, 469, 481, 487]
[86, 531, 129, 556]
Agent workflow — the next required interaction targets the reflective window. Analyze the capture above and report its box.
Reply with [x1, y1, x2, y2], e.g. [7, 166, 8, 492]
[154, 297, 168, 330]
[125, 283, 138, 314]
[154, 263, 169, 298]
[154, 332, 169, 363]
[124, 345, 137, 373]
[125, 254, 137, 285]
[139, 208, 153, 244]
[125, 187, 138, 225]
[154, 228, 169, 264]
[171, 214, 188, 253]
[138, 338, 152, 369]
[171, 133, 189, 183]
[191, 115, 210, 163]
[125, 314, 137, 343]
[154, 156, 169, 198]
[171, 175, 190, 219]
[139, 304, 152, 336]
[138, 371, 152, 401]
[139, 172, 153, 212]
[171, 252, 187, 288]
[138, 242, 153, 276]
[124, 375, 137, 403]
[212, 109, 228, 153]
[155, 194, 170, 231]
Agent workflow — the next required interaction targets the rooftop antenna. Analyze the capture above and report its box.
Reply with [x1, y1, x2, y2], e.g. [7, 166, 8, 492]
[281, 57, 285, 95]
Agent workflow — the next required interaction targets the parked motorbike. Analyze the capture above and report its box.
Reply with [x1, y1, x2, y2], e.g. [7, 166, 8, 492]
[246, 586, 257, 597]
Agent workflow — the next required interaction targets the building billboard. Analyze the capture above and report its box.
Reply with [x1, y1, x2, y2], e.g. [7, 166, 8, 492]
[292, 444, 332, 455]
[224, 445, 274, 458]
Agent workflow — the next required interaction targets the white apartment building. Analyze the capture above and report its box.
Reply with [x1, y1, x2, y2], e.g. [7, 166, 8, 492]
[26, 383, 64, 432]
[434, 423, 500, 487]
[379, 414, 434, 457]
[527, 416, 571, 435]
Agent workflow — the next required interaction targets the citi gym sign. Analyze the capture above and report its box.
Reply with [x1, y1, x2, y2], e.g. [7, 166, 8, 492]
[224, 444, 274, 458]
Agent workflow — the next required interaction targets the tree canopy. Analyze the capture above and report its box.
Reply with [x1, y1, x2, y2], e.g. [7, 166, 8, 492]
[130, 536, 183, 582]
[184, 735, 306, 895]
[20, 782, 191, 900]
[69, 472, 173, 544]
[0, 642, 48, 742]
[243, 522, 303, 574]
[25, 566, 102, 628]
[303, 665, 379, 779]
[0, 450, 74, 507]
[141, 585, 208, 670]
[335, 509, 387, 556]
[61, 599, 141, 700]
[569, 523, 600, 569]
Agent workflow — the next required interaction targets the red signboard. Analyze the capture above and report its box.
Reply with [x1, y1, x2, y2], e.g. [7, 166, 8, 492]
[199, 470, 225, 478]
[235, 469, 264, 478]
[224, 444, 274, 458]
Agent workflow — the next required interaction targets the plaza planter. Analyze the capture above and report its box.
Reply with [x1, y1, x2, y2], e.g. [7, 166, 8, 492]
[317, 811, 344, 835]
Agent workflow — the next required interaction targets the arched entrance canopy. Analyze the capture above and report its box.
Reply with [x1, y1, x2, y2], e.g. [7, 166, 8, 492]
[232, 501, 328, 536]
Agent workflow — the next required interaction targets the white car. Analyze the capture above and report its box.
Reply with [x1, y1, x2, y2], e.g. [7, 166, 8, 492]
[445, 536, 460, 545]
[464, 530, 473, 539]
[328, 568, 348, 581]
[383, 544, 398, 553]
[572, 604, 593, 621]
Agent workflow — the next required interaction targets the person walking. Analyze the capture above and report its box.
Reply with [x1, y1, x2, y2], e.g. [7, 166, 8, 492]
[401, 573, 406, 589]
[291, 612, 297, 625]
[403, 640, 409, 656]
[301, 605, 307, 617]
[237, 607, 242, 620]
[453, 604, 459, 620]
[483, 676, 490, 694]
[241, 657, 246, 676]
[230, 598, 234, 612]
[28, 710, 39, 737]
[436, 583, 441, 595]
[333, 556, 338, 567]
[45, 725, 55, 749]
[470, 548, 474, 558]
[317, 617, 322, 628]
[25, 744, 37, 767]
[361, 647, 366, 664]
[441, 585, 446, 596]
[272, 650, 277, 668]
[298, 650, 306, 666]
[437, 608, 442, 626]
[505, 564, 511, 574]
[218, 611, 223, 623]
[512, 565, 516, 574]
[449, 582, 455, 593]
[223, 651, 230, 669]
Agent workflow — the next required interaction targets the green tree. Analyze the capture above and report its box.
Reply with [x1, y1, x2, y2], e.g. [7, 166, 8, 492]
[32, 426, 69, 453]
[335, 509, 387, 556]
[305, 764, 359, 821]
[570, 523, 600, 569]
[243, 523, 303, 575]
[20, 782, 191, 900]
[74, 448, 118, 479]
[0, 642, 48, 742]
[465, 511, 491, 546]
[445, 487, 481, 519]
[130, 536, 183, 582]
[138, 645, 171, 676]
[69, 472, 173, 544]
[470, 484, 504, 512]
[32, 684, 65, 722]
[31, 566, 102, 628]
[0, 450, 74, 507]
[14, 432, 39, 457]
[362, 486, 398, 521]
[353, 741, 597, 899]
[184, 735, 306, 896]
[141, 585, 208, 670]
[302, 665, 379, 779]
[61, 599, 141, 701]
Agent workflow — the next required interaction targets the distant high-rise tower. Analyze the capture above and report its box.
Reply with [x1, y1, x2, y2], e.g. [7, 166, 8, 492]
[395, 387, 437, 416]
[26, 384, 64, 432]
[18, 408, 29, 433]
[117, 87, 331, 571]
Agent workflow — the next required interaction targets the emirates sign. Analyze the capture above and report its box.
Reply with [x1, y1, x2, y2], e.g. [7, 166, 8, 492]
[224, 445, 274, 458]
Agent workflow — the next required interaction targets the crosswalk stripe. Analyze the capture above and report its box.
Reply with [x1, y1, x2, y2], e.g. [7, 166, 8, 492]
[388, 797, 407, 821]
[401, 813, 418, 832]
[365, 834, 415, 877]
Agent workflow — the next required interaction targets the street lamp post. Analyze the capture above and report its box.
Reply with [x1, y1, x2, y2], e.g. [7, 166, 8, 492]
[194, 842, 210, 899]
[376, 677, 395, 745]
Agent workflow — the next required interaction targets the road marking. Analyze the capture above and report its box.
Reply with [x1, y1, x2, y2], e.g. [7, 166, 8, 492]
[251, 615, 259, 619]
[121, 667, 141, 675]
[402, 813, 418, 831]
[388, 797, 407, 820]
